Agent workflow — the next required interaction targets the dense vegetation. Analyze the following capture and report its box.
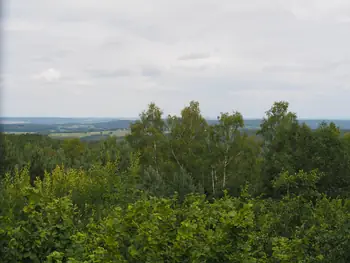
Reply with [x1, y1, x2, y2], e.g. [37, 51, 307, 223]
[1, 101, 350, 262]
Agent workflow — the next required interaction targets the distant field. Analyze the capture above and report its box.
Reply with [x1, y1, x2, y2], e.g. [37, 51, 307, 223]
[2, 117, 350, 142]
[49, 130, 130, 139]
[4, 132, 36, 134]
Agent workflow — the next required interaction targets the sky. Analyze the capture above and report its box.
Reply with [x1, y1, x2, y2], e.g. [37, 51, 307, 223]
[1, 0, 350, 119]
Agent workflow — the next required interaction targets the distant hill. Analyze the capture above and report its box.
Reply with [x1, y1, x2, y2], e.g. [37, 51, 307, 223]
[207, 119, 350, 130]
[1, 117, 350, 133]
[0, 117, 117, 125]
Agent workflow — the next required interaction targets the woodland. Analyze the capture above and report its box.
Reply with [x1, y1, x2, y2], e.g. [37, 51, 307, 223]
[1, 101, 350, 262]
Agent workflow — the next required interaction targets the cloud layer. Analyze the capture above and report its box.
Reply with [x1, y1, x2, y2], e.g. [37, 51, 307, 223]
[2, 0, 350, 118]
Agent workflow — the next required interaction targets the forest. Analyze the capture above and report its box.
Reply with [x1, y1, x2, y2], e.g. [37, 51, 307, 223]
[1, 100, 350, 262]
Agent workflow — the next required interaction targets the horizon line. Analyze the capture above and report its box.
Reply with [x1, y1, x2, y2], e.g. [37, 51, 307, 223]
[1, 116, 350, 121]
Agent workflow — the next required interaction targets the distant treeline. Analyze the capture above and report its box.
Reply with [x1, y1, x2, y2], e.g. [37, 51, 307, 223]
[2, 117, 350, 134]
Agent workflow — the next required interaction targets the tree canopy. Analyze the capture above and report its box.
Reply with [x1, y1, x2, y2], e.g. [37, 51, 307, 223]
[1, 100, 350, 262]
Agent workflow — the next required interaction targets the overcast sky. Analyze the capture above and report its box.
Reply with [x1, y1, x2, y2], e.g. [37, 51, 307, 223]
[1, 0, 350, 118]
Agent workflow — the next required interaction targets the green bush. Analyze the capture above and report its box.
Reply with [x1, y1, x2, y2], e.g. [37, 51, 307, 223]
[1, 166, 350, 262]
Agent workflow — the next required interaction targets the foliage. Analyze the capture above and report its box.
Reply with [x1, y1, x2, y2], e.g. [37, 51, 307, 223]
[1, 100, 350, 261]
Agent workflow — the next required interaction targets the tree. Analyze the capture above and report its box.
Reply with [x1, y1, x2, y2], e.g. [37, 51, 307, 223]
[126, 103, 168, 175]
[311, 122, 350, 197]
[206, 112, 243, 196]
[167, 101, 209, 191]
[213, 112, 244, 189]
[62, 138, 85, 167]
[257, 101, 300, 196]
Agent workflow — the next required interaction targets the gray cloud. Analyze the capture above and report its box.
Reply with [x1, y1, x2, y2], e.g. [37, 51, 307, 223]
[2, 0, 350, 118]
[178, 53, 211, 61]
[53, 49, 75, 59]
[263, 60, 350, 73]
[30, 49, 74, 64]
[31, 56, 54, 63]
[101, 40, 123, 49]
[85, 69, 131, 78]
[141, 66, 162, 77]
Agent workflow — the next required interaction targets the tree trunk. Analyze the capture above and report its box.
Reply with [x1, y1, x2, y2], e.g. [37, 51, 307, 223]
[223, 160, 227, 189]
[211, 168, 216, 196]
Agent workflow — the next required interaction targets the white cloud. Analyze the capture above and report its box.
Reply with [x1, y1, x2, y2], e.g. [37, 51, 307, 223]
[32, 68, 62, 83]
[2, 0, 350, 118]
